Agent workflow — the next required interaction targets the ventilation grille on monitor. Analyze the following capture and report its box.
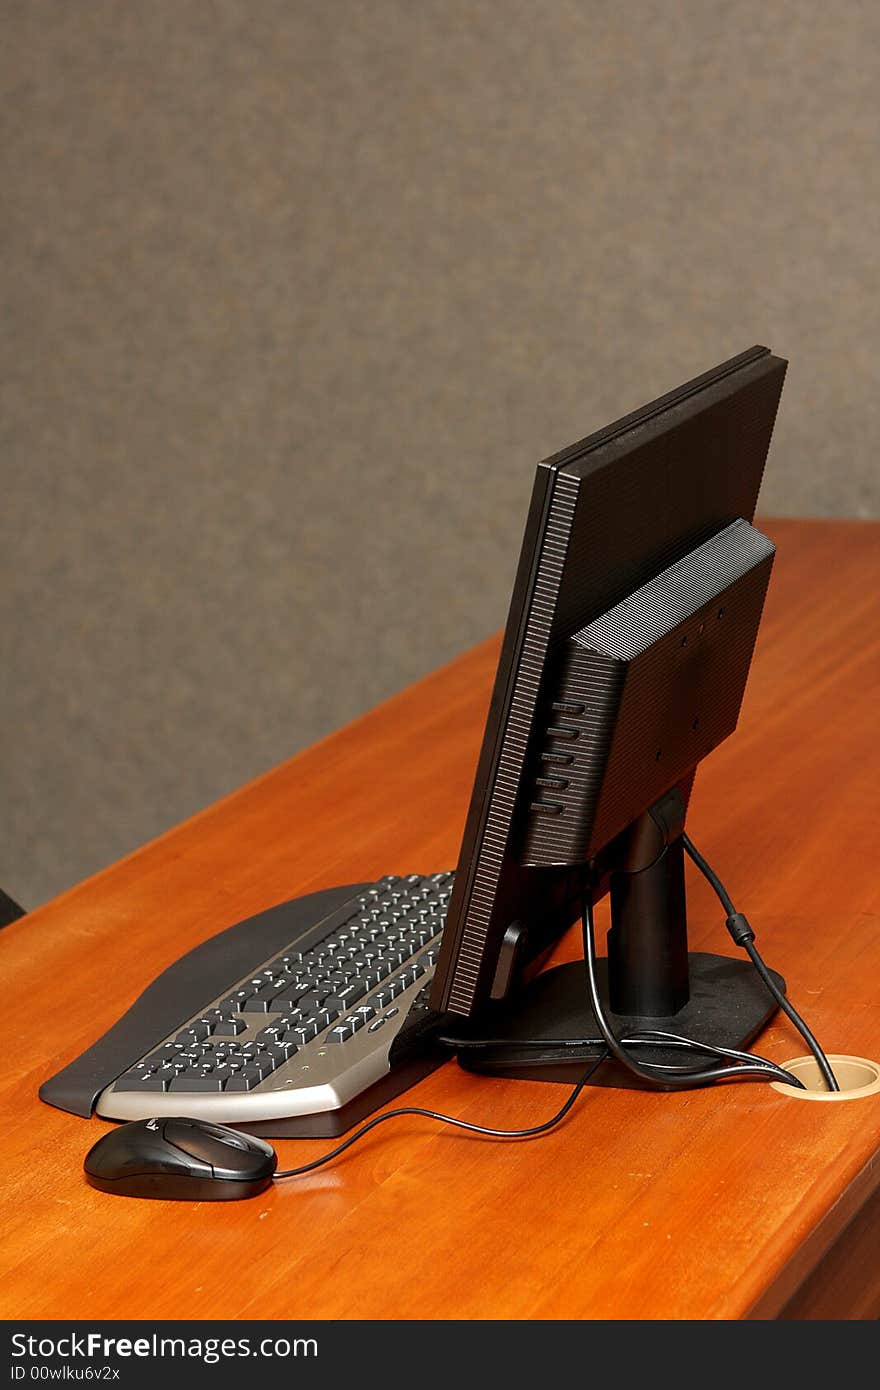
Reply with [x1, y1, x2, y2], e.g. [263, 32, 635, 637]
[443, 470, 581, 1015]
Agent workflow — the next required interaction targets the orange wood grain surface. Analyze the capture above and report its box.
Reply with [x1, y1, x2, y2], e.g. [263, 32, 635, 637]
[1, 518, 878, 1321]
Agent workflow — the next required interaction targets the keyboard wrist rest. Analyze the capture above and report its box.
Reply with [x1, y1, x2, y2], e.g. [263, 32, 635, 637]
[39, 883, 371, 1118]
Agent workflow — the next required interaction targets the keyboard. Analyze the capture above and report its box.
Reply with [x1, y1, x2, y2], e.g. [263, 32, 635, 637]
[78, 873, 454, 1138]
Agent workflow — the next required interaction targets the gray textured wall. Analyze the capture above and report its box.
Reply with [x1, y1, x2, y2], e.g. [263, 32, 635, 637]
[3, 1, 879, 908]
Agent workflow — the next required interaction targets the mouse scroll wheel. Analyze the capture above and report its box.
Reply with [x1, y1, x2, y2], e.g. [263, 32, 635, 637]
[166, 1119, 249, 1151]
[211, 1133, 250, 1151]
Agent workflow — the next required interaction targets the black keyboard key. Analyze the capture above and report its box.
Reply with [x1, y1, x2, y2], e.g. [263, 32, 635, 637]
[275, 1009, 303, 1027]
[267, 994, 299, 1013]
[197, 1060, 233, 1080]
[290, 991, 324, 1013]
[255, 1023, 285, 1043]
[225, 1067, 266, 1092]
[168, 1072, 230, 1093]
[213, 1018, 246, 1036]
[118, 1071, 168, 1092]
[366, 987, 394, 1009]
[160, 1063, 187, 1086]
[219, 987, 255, 1011]
[250, 969, 277, 986]
[381, 949, 407, 968]
[229, 1053, 273, 1081]
[329, 959, 360, 979]
[327, 1022, 356, 1043]
[289, 1020, 320, 1044]
[396, 911, 422, 928]
[323, 970, 348, 990]
[241, 992, 276, 1014]
[324, 980, 367, 1010]
[176, 1023, 211, 1044]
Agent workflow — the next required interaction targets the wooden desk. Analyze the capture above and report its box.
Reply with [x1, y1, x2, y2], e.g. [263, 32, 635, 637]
[1, 519, 878, 1321]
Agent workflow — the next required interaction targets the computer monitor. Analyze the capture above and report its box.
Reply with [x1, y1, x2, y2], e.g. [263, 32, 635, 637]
[430, 345, 788, 1085]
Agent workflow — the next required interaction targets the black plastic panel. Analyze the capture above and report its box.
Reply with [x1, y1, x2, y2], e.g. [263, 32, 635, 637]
[521, 520, 775, 866]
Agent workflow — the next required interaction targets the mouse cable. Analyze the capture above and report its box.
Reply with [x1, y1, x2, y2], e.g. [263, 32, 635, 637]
[273, 1003, 796, 1183]
[681, 832, 838, 1092]
[273, 1051, 608, 1180]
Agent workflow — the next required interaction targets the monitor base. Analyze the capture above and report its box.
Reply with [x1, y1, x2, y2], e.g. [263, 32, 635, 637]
[456, 952, 784, 1089]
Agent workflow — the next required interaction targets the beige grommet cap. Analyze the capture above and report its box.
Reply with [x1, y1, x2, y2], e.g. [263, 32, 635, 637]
[771, 1055, 880, 1101]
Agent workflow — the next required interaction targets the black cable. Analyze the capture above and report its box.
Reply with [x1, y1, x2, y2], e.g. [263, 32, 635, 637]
[681, 833, 736, 915]
[682, 833, 838, 1092]
[438, 1030, 799, 1086]
[741, 940, 838, 1087]
[579, 891, 806, 1089]
[274, 1050, 608, 1180]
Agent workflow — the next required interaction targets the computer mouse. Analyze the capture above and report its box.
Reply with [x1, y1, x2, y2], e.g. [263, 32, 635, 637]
[83, 1117, 277, 1200]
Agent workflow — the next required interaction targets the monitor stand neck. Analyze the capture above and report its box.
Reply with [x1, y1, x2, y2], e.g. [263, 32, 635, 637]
[607, 789, 690, 1018]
